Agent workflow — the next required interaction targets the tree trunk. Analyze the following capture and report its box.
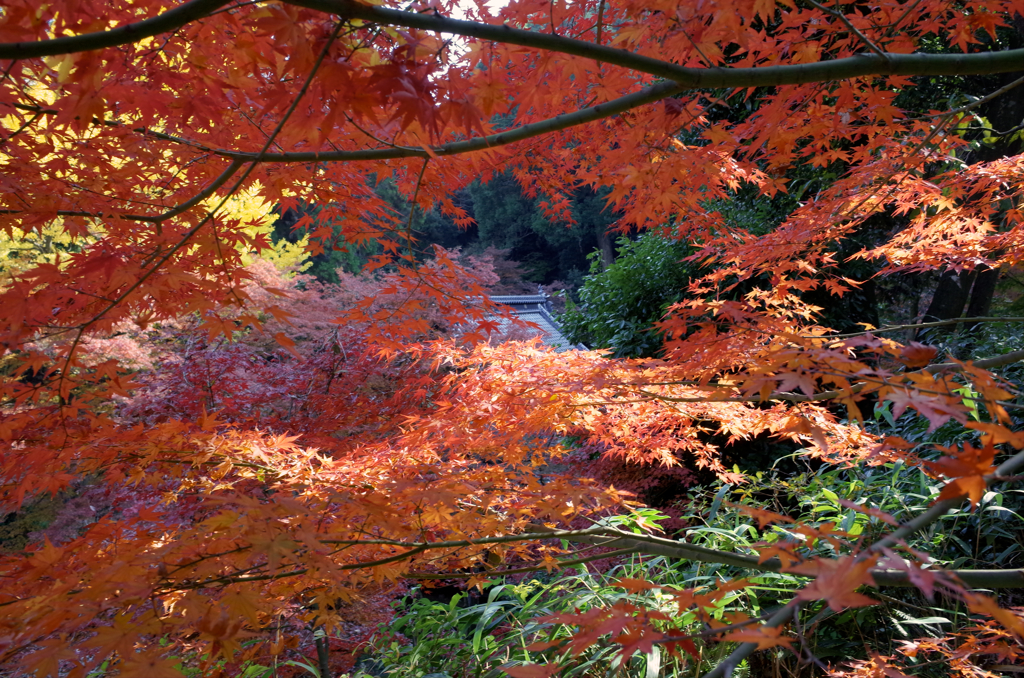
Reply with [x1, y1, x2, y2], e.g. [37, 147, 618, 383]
[316, 632, 332, 678]
[917, 269, 976, 342]
[596, 227, 615, 271]
[958, 265, 1001, 358]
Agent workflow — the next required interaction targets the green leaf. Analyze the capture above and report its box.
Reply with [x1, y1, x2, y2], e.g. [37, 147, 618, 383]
[708, 483, 732, 522]
[645, 644, 661, 678]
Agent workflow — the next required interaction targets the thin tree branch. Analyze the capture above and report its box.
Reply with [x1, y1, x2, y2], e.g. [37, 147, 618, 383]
[0, 0, 232, 59]
[629, 346, 1024, 406]
[4, 102, 223, 152]
[9, 63, 1021, 176]
[806, 0, 889, 62]
[704, 447, 1024, 677]
[819, 316, 1024, 340]
[915, 73, 1024, 120]
[0, 81, 684, 166]
[403, 158, 429, 257]
[886, 0, 925, 38]
[164, 545, 430, 590]
[218, 80, 684, 162]
[703, 605, 797, 678]
[870, 448, 1024, 553]
[341, 110, 413, 149]
[407, 546, 640, 579]
[207, 0, 268, 18]
[288, 0, 1024, 85]
[549, 527, 1024, 588]
[319, 526, 613, 549]
[0, 110, 42, 146]
[925, 347, 1024, 374]
[5, 1, 1024, 85]
[0, 58, 17, 85]
[54, 19, 346, 401]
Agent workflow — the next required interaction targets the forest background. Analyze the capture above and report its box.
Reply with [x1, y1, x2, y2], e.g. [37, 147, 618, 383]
[2, 1, 1024, 678]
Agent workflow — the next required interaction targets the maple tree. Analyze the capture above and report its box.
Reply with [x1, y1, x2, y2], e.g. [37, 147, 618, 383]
[2, 0, 1024, 676]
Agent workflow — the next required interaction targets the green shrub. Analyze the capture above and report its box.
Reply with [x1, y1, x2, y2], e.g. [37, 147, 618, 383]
[560, 233, 693, 357]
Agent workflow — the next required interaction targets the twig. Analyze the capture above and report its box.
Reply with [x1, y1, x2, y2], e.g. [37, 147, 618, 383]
[404, 158, 430, 258]
[703, 448, 1024, 678]
[915, 74, 1024, 120]
[407, 546, 639, 579]
[885, 0, 925, 38]
[56, 20, 347, 411]
[816, 316, 1024, 340]
[807, 0, 889, 62]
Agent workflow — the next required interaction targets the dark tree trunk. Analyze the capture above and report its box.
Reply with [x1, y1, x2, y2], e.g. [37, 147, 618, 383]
[596, 227, 615, 271]
[917, 269, 976, 342]
[965, 265, 999, 321]
[316, 633, 332, 678]
[907, 282, 920, 344]
[859, 276, 881, 332]
[957, 265, 1001, 358]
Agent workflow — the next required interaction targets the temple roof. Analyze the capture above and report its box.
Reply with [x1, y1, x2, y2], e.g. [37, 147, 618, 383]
[488, 294, 585, 352]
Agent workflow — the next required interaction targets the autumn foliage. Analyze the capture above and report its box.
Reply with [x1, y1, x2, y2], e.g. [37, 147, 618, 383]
[2, 0, 1024, 676]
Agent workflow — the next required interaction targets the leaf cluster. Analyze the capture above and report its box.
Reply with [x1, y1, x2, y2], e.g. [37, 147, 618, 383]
[560, 233, 694, 357]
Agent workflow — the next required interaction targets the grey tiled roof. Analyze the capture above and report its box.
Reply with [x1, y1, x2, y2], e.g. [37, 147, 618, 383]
[489, 294, 549, 307]
[488, 295, 585, 352]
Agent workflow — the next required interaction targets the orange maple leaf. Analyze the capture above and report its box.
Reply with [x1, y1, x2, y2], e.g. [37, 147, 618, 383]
[614, 577, 660, 593]
[926, 443, 997, 508]
[795, 556, 877, 612]
[963, 592, 1024, 639]
[838, 499, 900, 526]
[502, 663, 561, 678]
[119, 651, 185, 678]
[898, 342, 937, 368]
[966, 421, 1024, 449]
[726, 502, 795, 528]
[723, 623, 795, 650]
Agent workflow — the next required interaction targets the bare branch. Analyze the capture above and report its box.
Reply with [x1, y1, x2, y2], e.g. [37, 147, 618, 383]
[219, 80, 683, 162]
[1, 81, 683, 167]
[704, 605, 796, 678]
[915, 73, 1024, 120]
[66, 19, 345, 343]
[927, 348, 1024, 374]
[289, 0, 1024, 85]
[4, 0, 1023, 85]
[705, 448, 1024, 677]
[818, 316, 1024, 340]
[0, 0, 232, 59]
[408, 546, 640, 579]
[628, 346, 1024, 407]
[552, 527, 1024, 588]
[806, 0, 889, 62]
[871, 448, 1024, 553]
